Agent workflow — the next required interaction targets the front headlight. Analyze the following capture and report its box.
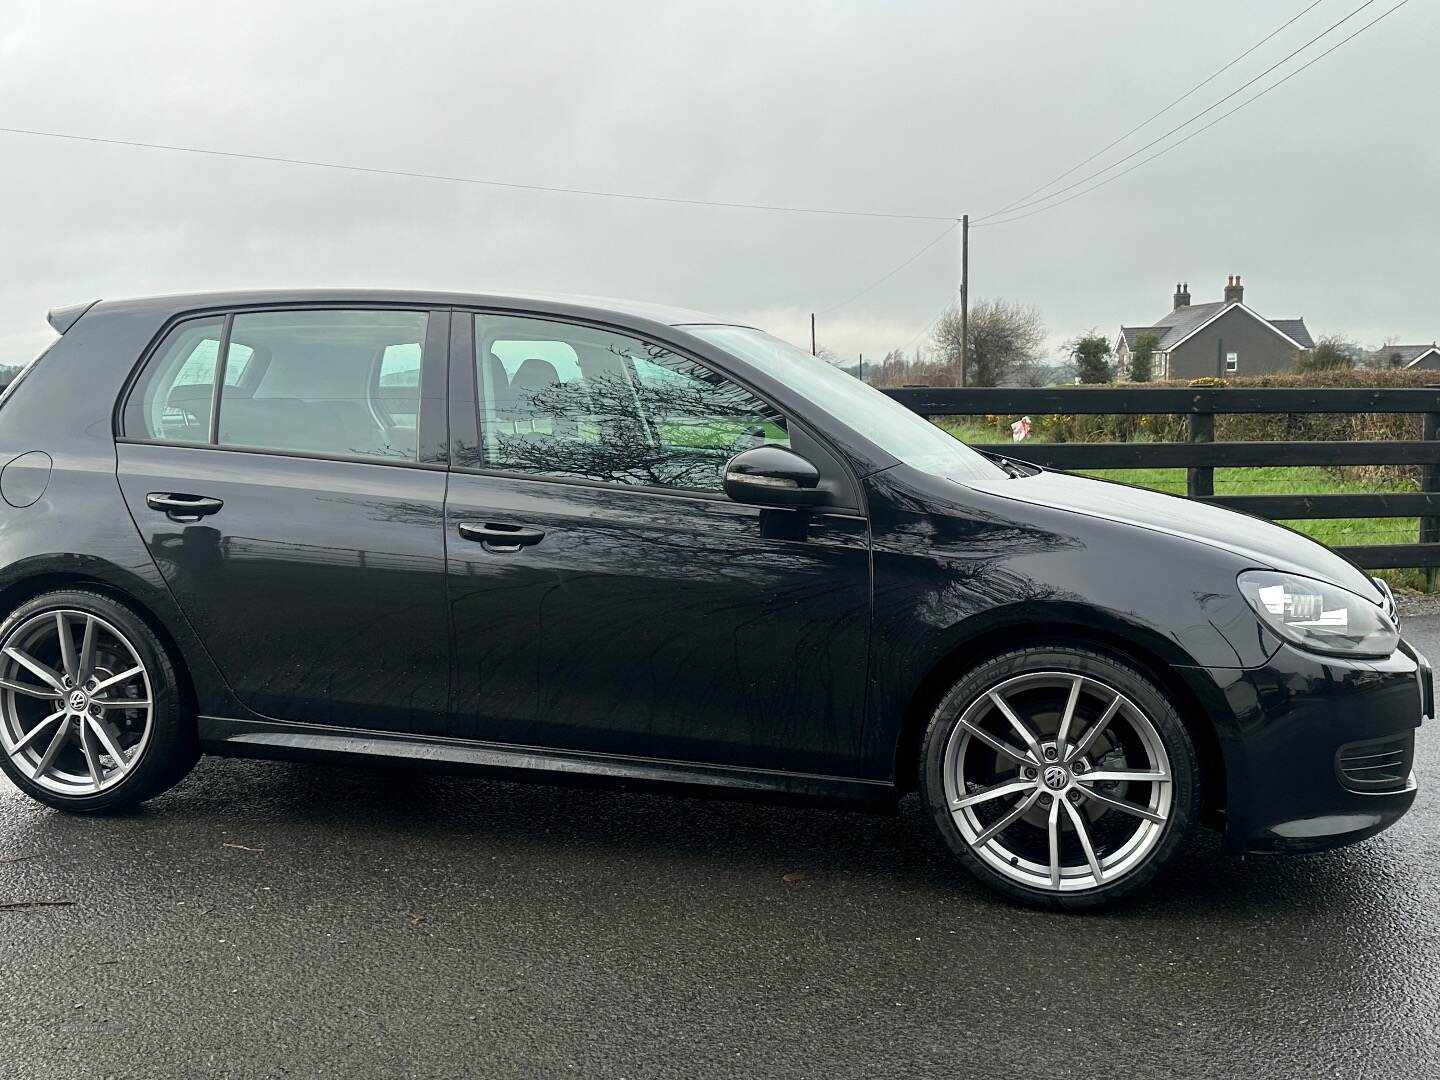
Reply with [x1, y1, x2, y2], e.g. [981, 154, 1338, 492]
[1238, 570, 1399, 659]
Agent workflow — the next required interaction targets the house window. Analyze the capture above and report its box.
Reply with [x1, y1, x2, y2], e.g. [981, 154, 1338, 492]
[1226, 351, 1239, 373]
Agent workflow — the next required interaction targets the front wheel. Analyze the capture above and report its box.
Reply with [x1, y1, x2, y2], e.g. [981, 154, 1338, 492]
[919, 647, 1199, 910]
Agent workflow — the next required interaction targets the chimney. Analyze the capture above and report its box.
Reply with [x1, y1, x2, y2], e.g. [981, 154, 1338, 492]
[1224, 274, 1244, 305]
[1173, 281, 1190, 310]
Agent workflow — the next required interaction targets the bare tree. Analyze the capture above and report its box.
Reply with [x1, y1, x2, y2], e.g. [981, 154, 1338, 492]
[931, 300, 1045, 386]
[483, 368, 776, 491]
[1297, 333, 1360, 371]
[1358, 336, 1406, 370]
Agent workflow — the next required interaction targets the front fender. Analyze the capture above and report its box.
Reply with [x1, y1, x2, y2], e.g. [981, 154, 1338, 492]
[861, 465, 1275, 782]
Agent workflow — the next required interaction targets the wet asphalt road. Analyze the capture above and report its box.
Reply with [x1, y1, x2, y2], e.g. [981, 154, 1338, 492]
[2, 626, 1438, 1080]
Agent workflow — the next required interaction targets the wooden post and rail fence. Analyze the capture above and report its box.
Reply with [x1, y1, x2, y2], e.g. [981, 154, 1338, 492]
[883, 386, 1440, 574]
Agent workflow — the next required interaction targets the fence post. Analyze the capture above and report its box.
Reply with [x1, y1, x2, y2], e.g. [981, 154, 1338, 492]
[1186, 409, 1214, 499]
[1423, 395, 1440, 591]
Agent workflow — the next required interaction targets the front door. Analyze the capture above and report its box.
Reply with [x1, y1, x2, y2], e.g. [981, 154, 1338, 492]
[444, 311, 871, 776]
[115, 306, 451, 734]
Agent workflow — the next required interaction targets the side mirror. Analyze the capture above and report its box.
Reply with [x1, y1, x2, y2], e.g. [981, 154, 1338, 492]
[724, 445, 826, 508]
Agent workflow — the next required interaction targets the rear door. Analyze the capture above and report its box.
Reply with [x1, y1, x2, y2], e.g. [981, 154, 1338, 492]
[443, 311, 872, 776]
[115, 305, 452, 734]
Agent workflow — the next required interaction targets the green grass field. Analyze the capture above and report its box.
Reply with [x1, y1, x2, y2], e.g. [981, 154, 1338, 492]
[936, 420, 1425, 590]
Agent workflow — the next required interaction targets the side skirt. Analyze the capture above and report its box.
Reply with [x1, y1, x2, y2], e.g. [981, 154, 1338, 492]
[198, 715, 898, 810]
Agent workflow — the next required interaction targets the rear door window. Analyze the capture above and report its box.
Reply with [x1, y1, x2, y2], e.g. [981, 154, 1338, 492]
[124, 310, 429, 462]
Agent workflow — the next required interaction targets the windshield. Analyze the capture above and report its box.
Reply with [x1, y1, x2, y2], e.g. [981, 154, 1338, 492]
[688, 325, 1005, 482]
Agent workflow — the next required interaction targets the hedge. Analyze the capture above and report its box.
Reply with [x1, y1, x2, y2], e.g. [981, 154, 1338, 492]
[960, 371, 1440, 484]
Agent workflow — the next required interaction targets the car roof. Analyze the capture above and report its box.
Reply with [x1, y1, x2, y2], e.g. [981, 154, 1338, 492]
[83, 289, 746, 330]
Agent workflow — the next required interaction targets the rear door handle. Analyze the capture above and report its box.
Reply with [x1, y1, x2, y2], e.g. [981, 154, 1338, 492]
[457, 521, 545, 551]
[145, 492, 224, 521]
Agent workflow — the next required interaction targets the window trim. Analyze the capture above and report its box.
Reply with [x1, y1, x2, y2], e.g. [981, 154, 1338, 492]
[207, 313, 234, 444]
[446, 306, 855, 506]
[110, 437, 449, 472]
[115, 302, 450, 468]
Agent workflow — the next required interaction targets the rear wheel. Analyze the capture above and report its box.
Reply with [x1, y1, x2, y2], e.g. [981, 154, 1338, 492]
[0, 589, 197, 812]
[919, 647, 1199, 909]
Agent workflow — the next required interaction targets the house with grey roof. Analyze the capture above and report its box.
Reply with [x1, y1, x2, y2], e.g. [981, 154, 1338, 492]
[1369, 343, 1440, 370]
[1115, 276, 1313, 380]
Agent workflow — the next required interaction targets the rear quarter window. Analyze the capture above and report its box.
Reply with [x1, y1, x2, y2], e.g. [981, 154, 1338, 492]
[121, 318, 228, 443]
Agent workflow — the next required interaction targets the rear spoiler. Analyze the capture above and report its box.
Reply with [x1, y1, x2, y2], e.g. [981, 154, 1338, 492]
[48, 299, 100, 335]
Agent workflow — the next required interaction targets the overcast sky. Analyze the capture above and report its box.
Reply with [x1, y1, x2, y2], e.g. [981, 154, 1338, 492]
[1, 0, 1435, 367]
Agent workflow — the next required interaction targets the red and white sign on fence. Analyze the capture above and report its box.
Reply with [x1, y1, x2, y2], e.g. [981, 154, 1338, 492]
[1010, 416, 1032, 442]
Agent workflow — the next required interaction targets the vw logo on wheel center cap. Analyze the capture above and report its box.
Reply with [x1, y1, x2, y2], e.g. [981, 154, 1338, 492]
[1043, 765, 1069, 790]
[67, 689, 89, 712]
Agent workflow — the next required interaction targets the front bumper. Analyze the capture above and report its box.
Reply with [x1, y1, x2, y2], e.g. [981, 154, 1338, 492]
[1178, 641, 1427, 854]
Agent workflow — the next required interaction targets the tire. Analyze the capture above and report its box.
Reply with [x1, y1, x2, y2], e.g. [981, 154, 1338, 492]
[919, 646, 1199, 910]
[0, 589, 198, 813]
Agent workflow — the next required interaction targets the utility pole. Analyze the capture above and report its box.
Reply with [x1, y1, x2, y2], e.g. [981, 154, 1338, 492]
[810, 313, 816, 356]
[959, 214, 969, 387]
[858, 352, 864, 383]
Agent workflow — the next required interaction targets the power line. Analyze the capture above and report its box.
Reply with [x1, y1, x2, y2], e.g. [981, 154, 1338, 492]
[975, 0, 1378, 221]
[0, 124, 956, 223]
[833, 221, 965, 358]
[973, 0, 1409, 230]
[972, 0, 1384, 223]
[983, 0, 1327, 220]
[816, 219, 959, 315]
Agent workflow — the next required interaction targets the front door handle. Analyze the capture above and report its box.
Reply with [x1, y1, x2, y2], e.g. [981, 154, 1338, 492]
[457, 521, 545, 552]
[145, 492, 224, 522]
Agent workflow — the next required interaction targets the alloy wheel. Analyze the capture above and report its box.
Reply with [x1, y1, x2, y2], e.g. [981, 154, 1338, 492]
[0, 609, 154, 795]
[941, 671, 1174, 893]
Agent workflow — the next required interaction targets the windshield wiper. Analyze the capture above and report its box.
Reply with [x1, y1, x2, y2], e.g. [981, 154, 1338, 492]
[980, 452, 1032, 479]
[996, 458, 1026, 479]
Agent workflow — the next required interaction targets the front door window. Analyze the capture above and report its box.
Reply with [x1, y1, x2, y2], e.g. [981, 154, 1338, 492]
[473, 315, 788, 493]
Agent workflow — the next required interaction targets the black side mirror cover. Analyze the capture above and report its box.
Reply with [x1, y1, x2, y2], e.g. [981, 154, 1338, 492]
[724, 445, 826, 508]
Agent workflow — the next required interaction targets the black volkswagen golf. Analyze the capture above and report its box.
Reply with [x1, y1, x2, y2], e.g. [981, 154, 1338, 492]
[0, 291, 1424, 908]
